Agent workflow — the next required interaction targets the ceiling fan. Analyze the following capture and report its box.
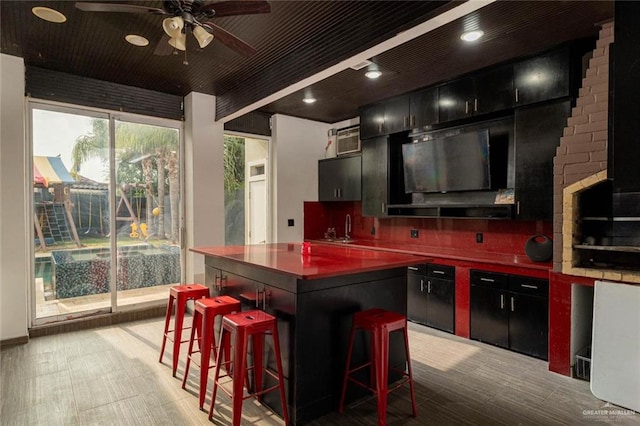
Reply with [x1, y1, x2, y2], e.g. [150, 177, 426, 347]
[75, 0, 271, 59]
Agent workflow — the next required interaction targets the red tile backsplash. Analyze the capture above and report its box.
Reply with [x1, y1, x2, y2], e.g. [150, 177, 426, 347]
[304, 201, 552, 257]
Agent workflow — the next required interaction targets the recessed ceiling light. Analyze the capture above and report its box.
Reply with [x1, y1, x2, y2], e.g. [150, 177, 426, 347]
[32, 6, 67, 23]
[303, 97, 317, 104]
[365, 70, 382, 79]
[125, 34, 150, 47]
[460, 30, 484, 42]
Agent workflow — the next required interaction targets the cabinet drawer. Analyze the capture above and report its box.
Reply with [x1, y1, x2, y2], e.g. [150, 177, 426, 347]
[428, 264, 455, 280]
[509, 276, 548, 297]
[407, 264, 427, 275]
[470, 269, 509, 290]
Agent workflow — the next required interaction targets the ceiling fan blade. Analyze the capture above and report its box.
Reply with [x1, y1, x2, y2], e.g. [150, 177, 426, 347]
[75, 2, 168, 15]
[202, 22, 257, 56]
[153, 34, 174, 56]
[200, 1, 271, 17]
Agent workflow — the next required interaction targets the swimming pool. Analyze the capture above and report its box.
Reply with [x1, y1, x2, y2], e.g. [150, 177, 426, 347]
[51, 245, 180, 299]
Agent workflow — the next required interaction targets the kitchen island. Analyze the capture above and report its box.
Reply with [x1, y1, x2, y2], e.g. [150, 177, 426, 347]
[191, 242, 429, 424]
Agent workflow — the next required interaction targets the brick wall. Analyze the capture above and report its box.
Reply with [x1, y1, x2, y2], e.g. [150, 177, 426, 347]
[552, 22, 614, 271]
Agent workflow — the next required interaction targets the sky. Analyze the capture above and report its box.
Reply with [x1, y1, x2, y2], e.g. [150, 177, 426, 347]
[32, 108, 107, 183]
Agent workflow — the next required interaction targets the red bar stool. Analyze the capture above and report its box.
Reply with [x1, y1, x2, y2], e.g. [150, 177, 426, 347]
[339, 308, 417, 425]
[159, 284, 210, 377]
[208, 310, 289, 426]
[181, 295, 241, 409]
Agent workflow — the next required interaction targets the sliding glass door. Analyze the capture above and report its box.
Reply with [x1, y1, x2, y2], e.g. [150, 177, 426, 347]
[114, 119, 181, 307]
[30, 102, 183, 325]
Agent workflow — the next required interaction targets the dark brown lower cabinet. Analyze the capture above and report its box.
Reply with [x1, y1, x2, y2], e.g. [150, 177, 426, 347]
[470, 270, 548, 360]
[407, 264, 455, 333]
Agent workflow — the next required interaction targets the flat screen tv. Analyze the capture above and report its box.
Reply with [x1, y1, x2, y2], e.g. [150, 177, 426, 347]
[402, 129, 491, 193]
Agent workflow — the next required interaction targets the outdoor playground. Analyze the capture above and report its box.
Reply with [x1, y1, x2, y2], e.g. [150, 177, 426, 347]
[33, 156, 180, 302]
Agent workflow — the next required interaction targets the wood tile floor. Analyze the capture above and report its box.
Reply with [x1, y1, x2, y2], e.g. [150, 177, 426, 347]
[1, 318, 638, 425]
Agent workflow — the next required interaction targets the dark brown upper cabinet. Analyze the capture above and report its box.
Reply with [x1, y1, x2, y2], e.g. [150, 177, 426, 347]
[439, 64, 514, 123]
[361, 88, 440, 139]
[318, 154, 362, 202]
[386, 87, 440, 133]
[475, 65, 514, 115]
[514, 99, 571, 220]
[359, 103, 386, 140]
[513, 47, 570, 107]
[361, 136, 389, 217]
[383, 95, 410, 135]
[438, 76, 475, 122]
[410, 87, 439, 129]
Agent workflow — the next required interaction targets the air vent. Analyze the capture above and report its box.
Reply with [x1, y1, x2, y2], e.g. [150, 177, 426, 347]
[350, 60, 373, 71]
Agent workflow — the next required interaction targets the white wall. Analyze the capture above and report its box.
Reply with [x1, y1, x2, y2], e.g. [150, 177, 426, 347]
[0, 54, 29, 341]
[184, 93, 225, 284]
[271, 114, 333, 242]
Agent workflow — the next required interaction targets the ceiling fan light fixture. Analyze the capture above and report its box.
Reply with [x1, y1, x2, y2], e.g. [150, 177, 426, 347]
[168, 33, 187, 51]
[125, 34, 149, 47]
[193, 26, 214, 49]
[32, 6, 66, 23]
[163, 17, 184, 38]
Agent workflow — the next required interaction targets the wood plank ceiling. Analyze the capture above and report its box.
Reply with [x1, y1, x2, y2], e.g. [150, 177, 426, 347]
[1, 1, 613, 124]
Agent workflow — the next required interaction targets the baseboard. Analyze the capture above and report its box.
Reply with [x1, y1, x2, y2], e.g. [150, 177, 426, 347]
[28, 305, 166, 338]
[0, 335, 29, 349]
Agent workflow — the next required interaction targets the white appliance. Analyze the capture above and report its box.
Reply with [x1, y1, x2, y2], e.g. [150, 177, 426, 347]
[591, 280, 640, 412]
[336, 126, 360, 156]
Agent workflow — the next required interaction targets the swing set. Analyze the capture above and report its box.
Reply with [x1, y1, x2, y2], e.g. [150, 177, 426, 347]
[75, 189, 107, 236]
[115, 183, 149, 240]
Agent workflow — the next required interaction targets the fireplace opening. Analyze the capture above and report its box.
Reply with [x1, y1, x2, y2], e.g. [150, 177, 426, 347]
[574, 179, 640, 272]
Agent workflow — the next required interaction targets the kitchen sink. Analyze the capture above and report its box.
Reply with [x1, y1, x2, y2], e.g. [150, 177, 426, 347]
[322, 238, 357, 244]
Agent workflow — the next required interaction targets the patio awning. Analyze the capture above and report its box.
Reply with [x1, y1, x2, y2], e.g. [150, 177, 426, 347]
[33, 156, 75, 187]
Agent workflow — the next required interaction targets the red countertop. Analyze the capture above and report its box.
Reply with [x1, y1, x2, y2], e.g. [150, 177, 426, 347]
[307, 238, 551, 272]
[191, 243, 430, 280]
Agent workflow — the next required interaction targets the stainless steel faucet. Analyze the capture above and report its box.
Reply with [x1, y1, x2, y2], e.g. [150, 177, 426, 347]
[345, 214, 351, 240]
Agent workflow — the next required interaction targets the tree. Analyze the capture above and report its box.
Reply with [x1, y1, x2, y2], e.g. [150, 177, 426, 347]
[223, 135, 245, 245]
[70, 119, 108, 180]
[116, 122, 179, 240]
[72, 119, 180, 242]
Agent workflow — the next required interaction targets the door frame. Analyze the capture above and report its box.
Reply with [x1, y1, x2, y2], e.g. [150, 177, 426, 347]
[246, 158, 268, 244]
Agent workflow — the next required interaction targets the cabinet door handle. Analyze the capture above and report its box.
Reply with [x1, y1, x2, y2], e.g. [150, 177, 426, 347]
[474, 98, 478, 112]
[427, 280, 432, 294]
[381, 202, 385, 213]
[465, 101, 469, 114]
[420, 279, 424, 292]
[403, 116, 408, 128]
[480, 277, 495, 283]
[515, 88, 519, 103]
[511, 296, 515, 312]
[521, 284, 538, 289]
[378, 123, 383, 133]
[516, 201, 520, 215]
[410, 115, 415, 127]
[408, 266, 419, 271]
[433, 270, 446, 275]
[216, 274, 227, 292]
[500, 294, 505, 309]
